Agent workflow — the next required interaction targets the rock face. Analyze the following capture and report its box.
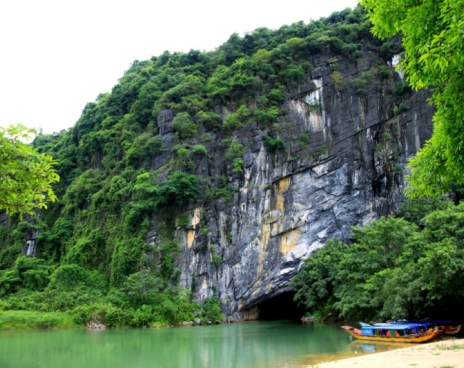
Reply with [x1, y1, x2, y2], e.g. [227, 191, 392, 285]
[162, 51, 433, 320]
[13, 46, 433, 319]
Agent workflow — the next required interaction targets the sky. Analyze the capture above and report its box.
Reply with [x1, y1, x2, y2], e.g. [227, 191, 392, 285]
[0, 0, 359, 134]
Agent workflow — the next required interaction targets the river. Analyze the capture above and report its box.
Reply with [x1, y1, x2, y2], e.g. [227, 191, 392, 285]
[0, 320, 402, 367]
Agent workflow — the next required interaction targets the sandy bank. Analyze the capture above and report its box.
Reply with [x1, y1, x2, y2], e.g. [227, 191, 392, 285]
[314, 338, 464, 368]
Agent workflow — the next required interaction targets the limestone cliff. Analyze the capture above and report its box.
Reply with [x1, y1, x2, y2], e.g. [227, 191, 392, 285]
[156, 53, 433, 319]
[3, 12, 435, 321]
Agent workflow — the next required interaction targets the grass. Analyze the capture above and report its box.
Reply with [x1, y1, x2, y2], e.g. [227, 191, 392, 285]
[0, 310, 79, 330]
[436, 343, 464, 351]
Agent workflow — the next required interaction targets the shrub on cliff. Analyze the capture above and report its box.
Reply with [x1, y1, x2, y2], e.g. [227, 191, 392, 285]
[154, 171, 200, 209]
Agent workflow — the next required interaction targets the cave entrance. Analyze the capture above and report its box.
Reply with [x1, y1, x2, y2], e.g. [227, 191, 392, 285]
[256, 291, 305, 320]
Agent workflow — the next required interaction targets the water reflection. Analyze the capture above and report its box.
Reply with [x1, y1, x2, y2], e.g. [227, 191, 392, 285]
[296, 329, 408, 366]
[0, 321, 405, 368]
[349, 340, 410, 353]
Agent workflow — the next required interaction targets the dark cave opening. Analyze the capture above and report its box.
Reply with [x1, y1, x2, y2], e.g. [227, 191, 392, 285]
[257, 291, 305, 320]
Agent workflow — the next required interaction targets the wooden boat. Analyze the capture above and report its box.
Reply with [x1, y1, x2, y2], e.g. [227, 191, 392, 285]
[394, 319, 461, 336]
[443, 324, 461, 335]
[341, 322, 442, 343]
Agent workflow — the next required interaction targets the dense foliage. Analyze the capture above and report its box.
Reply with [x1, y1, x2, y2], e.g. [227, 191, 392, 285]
[361, 0, 464, 197]
[0, 6, 401, 328]
[291, 197, 464, 321]
[0, 124, 59, 217]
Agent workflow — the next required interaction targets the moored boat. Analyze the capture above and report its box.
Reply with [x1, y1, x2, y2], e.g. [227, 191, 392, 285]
[341, 322, 442, 343]
[394, 319, 461, 336]
[443, 325, 461, 335]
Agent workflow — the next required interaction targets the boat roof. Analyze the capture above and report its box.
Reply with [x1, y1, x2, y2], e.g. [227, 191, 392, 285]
[408, 319, 455, 325]
[393, 321, 434, 326]
[365, 323, 425, 330]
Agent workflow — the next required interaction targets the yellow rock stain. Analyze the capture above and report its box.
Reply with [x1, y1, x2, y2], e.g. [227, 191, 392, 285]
[187, 230, 195, 249]
[185, 207, 202, 249]
[273, 177, 291, 211]
[280, 228, 300, 253]
[252, 177, 293, 289]
[201, 277, 208, 291]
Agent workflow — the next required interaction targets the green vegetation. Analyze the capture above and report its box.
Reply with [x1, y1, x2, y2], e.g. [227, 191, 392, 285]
[436, 343, 464, 351]
[361, 0, 464, 197]
[0, 124, 59, 217]
[291, 198, 464, 321]
[263, 137, 285, 153]
[0, 6, 394, 329]
[350, 71, 373, 96]
[393, 103, 409, 116]
[0, 310, 78, 330]
[331, 71, 347, 90]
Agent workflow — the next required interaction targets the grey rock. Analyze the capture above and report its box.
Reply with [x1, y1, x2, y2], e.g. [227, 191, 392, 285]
[170, 51, 434, 321]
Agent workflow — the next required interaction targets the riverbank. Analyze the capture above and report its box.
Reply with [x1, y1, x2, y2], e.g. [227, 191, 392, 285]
[314, 338, 464, 368]
[0, 310, 78, 330]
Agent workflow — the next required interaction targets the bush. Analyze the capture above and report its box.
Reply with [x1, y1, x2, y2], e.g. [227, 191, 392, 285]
[330, 71, 347, 90]
[64, 229, 106, 269]
[350, 73, 372, 96]
[299, 134, 310, 144]
[70, 302, 131, 327]
[267, 85, 284, 105]
[393, 81, 410, 97]
[121, 269, 163, 303]
[154, 171, 200, 209]
[172, 112, 198, 140]
[48, 264, 104, 292]
[0, 256, 54, 297]
[160, 241, 181, 280]
[223, 105, 250, 133]
[393, 103, 409, 116]
[125, 133, 163, 165]
[254, 107, 278, 128]
[263, 137, 285, 153]
[192, 145, 207, 156]
[209, 245, 221, 265]
[232, 158, 244, 173]
[196, 111, 222, 132]
[152, 289, 198, 325]
[224, 140, 245, 162]
[201, 297, 223, 322]
[279, 64, 304, 84]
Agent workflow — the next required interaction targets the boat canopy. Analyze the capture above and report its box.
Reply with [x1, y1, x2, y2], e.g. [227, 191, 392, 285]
[395, 320, 456, 327]
[360, 323, 427, 336]
[371, 323, 420, 329]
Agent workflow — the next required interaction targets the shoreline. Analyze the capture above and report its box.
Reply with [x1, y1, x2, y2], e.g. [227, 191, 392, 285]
[313, 338, 464, 368]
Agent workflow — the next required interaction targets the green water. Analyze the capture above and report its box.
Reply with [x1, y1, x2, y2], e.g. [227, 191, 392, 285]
[0, 321, 395, 368]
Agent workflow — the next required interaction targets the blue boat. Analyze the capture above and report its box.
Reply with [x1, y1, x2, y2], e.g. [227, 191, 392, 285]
[342, 322, 442, 343]
[394, 319, 461, 335]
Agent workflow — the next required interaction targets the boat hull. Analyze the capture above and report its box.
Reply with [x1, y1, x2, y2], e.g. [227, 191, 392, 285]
[443, 325, 461, 335]
[341, 326, 442, 343]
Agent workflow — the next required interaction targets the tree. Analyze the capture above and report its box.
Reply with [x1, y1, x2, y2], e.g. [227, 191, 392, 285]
[154, 171, 200, 209]
[121, 269, 163, 303]
[0, 124, 59, 216]
[171, 112, 198, 140]
[360, 0, 464, 197]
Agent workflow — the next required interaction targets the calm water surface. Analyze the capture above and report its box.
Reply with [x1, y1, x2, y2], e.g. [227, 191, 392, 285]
[0, 320, 402, 368]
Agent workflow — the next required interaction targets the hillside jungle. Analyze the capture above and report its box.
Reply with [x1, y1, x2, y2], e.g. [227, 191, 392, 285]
[1, 5, 462, 329]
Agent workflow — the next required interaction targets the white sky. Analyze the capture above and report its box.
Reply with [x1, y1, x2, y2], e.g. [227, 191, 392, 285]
[0, 0, 358, 134]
